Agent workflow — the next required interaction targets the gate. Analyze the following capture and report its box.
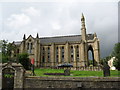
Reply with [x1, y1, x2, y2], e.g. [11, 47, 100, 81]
[2, 68, 15, 89]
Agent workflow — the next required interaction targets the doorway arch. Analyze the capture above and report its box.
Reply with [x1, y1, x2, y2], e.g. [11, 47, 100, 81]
[2, 68, 15, 89]
[88, 45, 95, 66]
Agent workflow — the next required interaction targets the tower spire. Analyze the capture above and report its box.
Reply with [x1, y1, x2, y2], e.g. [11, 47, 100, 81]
[94, 32, 97, 37]
[23, 34, 26, 40]
[36, 33, 39, 38]
[81, 13, 86, 29]
[81, 13, 87, 41]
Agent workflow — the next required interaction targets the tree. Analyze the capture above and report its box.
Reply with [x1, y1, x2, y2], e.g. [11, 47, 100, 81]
[112, 43, 120, 70]
[100, 55, 112, 65]
[1, 40, 9, 63]
[1, 40, 16, 63]
[17, 53, 30, 70]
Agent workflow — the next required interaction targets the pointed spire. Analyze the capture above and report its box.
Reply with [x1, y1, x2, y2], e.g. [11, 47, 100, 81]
[81, 13, 87, 41]
[81, 13, 86, 29]
[23, 34, 26, 40]
[36, 33, 39, 38]
[94, 32, 97, 37]
[81, 13, 85, 21]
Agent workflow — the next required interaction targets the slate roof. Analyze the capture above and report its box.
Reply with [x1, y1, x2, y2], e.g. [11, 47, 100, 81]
[14, 41, 21, 45]
[14, 34, 94, 45]
[40, 34, 94, 44]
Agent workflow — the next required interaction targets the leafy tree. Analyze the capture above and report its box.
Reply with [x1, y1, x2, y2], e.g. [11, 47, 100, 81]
[100, 55, 112, 65]
[17, 53, 31, 70]
[1, 40, 16, 63]
[2, 40, 8, 55]
[1, 40, 9, 63]
[112, 43, 120, 70]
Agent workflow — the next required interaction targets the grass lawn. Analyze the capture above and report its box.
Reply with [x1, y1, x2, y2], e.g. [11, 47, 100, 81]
[33, 68, 120, 77]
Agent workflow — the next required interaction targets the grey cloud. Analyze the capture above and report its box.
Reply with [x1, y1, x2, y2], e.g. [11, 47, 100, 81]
[1, 2, 118, 58]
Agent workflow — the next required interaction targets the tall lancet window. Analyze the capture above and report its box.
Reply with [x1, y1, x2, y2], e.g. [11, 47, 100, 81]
[61, 46, 64, 63]
[56, 46, 58, 63]
[42, 47, 45, 63]
[27, 43, 29, 50]
[48, 47, 50, 62]
[27, 42, 33, 54]
[70, 46, 74, 62]
[76, 45, 79, 61]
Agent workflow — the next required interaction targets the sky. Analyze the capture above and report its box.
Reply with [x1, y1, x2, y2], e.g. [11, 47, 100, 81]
[0, 0, 119, 58]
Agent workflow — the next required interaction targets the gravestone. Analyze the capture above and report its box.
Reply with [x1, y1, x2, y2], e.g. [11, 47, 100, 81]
[58, 63, 73, 76]
[103, 62, 110, 77]
[0, 62, 25, 89]
[64, 69, 70, 76]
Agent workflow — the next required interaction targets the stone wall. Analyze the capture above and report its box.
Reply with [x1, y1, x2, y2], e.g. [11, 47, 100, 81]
[24, 77, 120, 89]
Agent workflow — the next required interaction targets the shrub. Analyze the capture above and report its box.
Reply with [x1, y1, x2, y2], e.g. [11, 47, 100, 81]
[17, 53, 30, 70]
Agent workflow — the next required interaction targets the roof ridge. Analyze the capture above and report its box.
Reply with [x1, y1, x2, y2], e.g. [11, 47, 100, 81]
[14, 41, 22, 42]
[40, 34, 81, 39]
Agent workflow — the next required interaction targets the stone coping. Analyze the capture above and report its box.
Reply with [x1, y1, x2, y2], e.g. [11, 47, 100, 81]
[25, 76, 120, 81]
[0, 63, 23, 67]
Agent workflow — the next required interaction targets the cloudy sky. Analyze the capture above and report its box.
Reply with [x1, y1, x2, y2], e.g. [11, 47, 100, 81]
[0, 0, 119, 58]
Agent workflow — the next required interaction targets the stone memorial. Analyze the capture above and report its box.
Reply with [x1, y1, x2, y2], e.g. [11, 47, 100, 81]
[58, 63, 73, 76]
[103, 62, 110, 77]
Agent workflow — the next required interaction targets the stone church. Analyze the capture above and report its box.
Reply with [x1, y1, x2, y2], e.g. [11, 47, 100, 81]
[12, 14, 100, 68]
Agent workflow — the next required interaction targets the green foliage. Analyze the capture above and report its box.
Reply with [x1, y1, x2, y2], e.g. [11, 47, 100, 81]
[89, 60, 93, 66]
[7, 42, 16, 56]
[2, 54, 9, 63]
[17, 53, 30, 70]
[2, 40, 8, 55]
[1, 40, 16, 63]
[112, 43, 120, 70]
[100, 56, 112, 65]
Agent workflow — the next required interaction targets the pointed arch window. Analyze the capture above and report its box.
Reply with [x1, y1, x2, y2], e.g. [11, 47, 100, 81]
[61, 46, 64, 62]
[42, 47, 45, 63]
[76, 45, 79, 61]
[27, 42, 33, 54]
[48, 47, 50, 62]
[56, 46, 58, 63]
[88, 45, 95, 66]
[70, 46, 74, 62]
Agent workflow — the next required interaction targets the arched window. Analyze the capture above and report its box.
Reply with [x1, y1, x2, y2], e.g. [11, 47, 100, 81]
[48, 47, 50, 62]
[76, 45, 79, 61]
[56, 46, 58, 63]
[61, 46, 64, 62]
[31, 43, 32, 49]
[70, 46, 74, 62]
[42, 47, 45, 63]
[27, 42, 32, 54]
[17, 49, 19, 53]
[88, 45, 95, 66]
[27, 43, 29, 50]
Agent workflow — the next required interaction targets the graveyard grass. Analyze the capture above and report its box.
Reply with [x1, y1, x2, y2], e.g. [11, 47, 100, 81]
[33, 68, 120, 77]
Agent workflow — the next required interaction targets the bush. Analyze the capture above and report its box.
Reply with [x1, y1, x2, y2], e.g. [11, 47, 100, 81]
[2, 54, 9, 63]
[17, 53, 30, 70]
[112, 43, 120, 70]
[113, 59, 120, 70]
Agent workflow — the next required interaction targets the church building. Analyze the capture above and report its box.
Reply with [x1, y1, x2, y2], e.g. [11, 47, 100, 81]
[12, 14, 100, 68]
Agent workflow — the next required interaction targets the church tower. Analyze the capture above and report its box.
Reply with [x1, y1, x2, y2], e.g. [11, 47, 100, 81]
[81, 13, 87, 42]
[80, 14, 88, 67]
[22, 34, 26, 53]
[34, 33, 40, 67]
